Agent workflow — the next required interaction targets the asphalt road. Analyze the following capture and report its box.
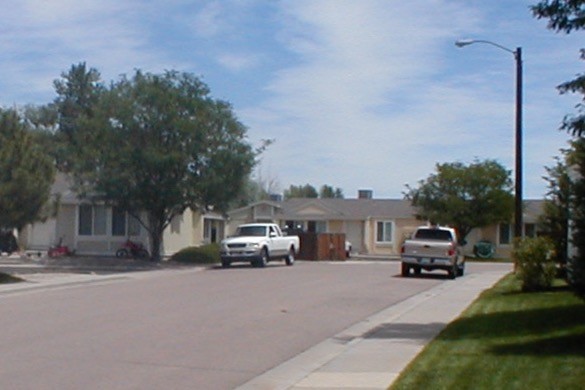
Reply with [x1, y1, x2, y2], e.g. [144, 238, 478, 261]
[0, 261, 499, 389]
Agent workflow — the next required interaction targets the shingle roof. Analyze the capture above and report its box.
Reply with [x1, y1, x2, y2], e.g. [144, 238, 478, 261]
[280, 198, 416, 220]
[278, 198, 545, 222]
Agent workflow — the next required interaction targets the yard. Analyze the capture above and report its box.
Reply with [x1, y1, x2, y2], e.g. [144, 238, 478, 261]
[391, 274, 585, 389]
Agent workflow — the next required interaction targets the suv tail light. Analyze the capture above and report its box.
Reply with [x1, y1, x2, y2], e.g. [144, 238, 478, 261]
[447, 244, 455, 256]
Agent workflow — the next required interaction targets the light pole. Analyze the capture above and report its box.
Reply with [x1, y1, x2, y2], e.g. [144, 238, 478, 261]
[455, 39, 523, 240]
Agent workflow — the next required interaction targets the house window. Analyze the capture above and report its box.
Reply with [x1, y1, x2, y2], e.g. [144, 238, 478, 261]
[113, 208, 141, 236]
[307, 221, 327, 233]
[128, 215, 141, 236]
[93, 205, 107, 235]
[499, 223, 512, 245]
[79, 205, 93, 236]
[525, 223, 536, 238]
[376, 221, 394, 243]
[112, 207, 126, 236]
[79, 205, 107, 236]
[500, 223, 537, 244]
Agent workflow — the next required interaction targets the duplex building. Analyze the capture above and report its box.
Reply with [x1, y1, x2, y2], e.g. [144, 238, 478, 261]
[20, 178, 543, 259]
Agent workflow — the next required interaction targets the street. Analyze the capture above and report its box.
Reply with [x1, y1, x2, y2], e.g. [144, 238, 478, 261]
[0, 261, 504, 389]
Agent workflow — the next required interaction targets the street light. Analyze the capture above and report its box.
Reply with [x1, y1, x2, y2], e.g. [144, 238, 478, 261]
[455, 38, 523, 240]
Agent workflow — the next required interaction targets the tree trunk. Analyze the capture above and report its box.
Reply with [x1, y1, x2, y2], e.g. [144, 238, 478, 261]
[147, 212, 165, 262]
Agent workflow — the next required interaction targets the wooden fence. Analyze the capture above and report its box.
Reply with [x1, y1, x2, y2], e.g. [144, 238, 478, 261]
[297, 233, 347, 261]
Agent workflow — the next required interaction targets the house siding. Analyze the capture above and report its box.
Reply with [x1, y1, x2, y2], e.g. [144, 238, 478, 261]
[57, 204, 76, 250]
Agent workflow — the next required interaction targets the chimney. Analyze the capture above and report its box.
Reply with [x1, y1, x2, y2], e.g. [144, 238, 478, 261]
[358, 189, 373, 199]
[269, 193, 283, 202]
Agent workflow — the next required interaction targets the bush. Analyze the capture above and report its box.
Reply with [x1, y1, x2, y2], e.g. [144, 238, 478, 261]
[513, 237, 556, 292]
[170, 244, 220, 265]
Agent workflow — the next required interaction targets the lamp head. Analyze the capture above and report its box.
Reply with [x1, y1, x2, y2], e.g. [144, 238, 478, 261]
[455, 39, 475, 48]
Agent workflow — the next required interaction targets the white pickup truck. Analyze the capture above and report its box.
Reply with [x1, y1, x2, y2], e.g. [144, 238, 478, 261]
[400, 225, 465, 279]
[220, 223, 300, 268]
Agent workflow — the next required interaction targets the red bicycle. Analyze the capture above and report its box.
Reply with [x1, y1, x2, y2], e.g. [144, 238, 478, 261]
[48, 237, 73, 258]
[115, 239, 149, 259]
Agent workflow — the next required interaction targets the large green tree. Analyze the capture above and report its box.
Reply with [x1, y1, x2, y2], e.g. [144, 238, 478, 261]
[54, 62, 103, 141]
[532, 0, 585, 296]
[532, 1, 585, 136]
[566, 138, 585, 296]
[51, 63, 104, 170]
[66, 69, 255, 261]
[0, 109, 55, 232]
[404, 160, 514, 244]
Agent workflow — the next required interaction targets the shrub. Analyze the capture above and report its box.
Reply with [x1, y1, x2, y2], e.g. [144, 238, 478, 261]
[170, 244, 220, 265]
[513, 237, 556, 292]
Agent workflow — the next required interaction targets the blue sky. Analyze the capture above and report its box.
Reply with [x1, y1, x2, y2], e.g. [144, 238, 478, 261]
[1, 0, 582, 199]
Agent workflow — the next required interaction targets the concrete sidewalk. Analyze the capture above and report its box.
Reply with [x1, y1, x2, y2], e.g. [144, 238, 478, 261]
[0, 253, 196, 295]
[237, 267, 511, 390]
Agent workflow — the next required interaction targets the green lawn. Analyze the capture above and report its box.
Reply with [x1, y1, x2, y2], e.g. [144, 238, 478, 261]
[390, 275, 585, 390]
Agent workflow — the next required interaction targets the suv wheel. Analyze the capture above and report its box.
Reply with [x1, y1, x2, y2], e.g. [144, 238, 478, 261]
[457, 262, 465, 277]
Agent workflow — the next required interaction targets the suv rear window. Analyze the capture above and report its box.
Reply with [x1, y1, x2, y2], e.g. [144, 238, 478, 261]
[414, 229, 453, 241]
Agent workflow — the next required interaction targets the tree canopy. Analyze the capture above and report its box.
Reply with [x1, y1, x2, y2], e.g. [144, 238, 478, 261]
[566, 138, 585, 296]
[532, 0, 585, 137]
[532, 0, 585, 297]
[0, 109, 55, 232]
[319, 185, 344, 199]
[283, 184, 344, 199]
[404, 160, 514, 243]
[284, 184, 319, 199]
[58, 68, 256, 261]
[539, 154, 572, 265]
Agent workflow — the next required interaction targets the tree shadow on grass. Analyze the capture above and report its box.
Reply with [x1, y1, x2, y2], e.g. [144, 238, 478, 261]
[490, 334, 585, 357]
[433, 303, 585, 358]
[439, 304, 584, 338]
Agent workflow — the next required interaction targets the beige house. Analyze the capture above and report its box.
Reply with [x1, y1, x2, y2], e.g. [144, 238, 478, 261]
[20, 174, 225, 257]
[227, 196, 545, 258]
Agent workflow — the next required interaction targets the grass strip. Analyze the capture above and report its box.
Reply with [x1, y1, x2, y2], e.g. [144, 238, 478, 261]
[390, 275, 585, 390]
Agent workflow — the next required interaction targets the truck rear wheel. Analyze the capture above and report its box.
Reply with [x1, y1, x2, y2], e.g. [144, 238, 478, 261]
[401, 263, 410, 277]
[285, 248, 295, 266]
[448, 264, 457, 279]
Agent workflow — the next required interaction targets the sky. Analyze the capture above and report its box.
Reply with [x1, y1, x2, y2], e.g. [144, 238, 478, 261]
[1, 0, 583, 199]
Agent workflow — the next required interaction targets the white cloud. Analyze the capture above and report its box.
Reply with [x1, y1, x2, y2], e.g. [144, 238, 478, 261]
[0, 0, 579, 199]
[216, 52, 261, 72]
[191, 1, 224, 38]
[242, 0, 490, 197]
